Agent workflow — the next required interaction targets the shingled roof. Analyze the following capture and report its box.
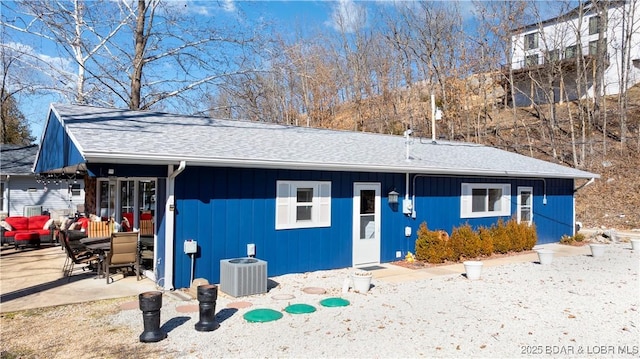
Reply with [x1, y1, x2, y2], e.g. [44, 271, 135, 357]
[1, 144, 37, 175]
[44, 103, 598, 180]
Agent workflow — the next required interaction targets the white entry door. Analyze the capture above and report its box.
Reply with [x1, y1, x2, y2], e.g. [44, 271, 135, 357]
[352, 183, 381, 266]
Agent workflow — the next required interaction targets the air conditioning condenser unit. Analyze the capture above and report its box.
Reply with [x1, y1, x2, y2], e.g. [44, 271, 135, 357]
[23, 205, 43, 217]
[219, 258, 267, 297]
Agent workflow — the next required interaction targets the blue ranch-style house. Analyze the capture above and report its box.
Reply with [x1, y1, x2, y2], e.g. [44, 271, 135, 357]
[34, 103, 598, 290]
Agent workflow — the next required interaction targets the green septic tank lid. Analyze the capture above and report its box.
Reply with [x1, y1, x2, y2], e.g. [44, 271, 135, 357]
[284, 303, 317, 314]
[243, 308, 283, 323]
[319, 297, 350, 307]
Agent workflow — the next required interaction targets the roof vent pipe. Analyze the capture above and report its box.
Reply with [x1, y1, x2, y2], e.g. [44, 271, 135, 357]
[430, 93, 443, 144]
[431, 94, 436, 143]
[404, 129, 413, 161]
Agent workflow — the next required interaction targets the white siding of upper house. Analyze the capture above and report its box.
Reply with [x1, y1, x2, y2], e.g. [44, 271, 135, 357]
[1, 175, 84, 219]
[510, 3, 640, 106]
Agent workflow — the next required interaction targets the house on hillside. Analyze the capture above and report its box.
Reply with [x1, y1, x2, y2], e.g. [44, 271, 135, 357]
[1, 144, 84, 219]
[34, 103, 598, 290]
[508, 0, 640, 106]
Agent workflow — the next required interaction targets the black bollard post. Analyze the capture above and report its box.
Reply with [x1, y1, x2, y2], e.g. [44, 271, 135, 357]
[139, 291, 167, 342]
[195, 284, 220, 332]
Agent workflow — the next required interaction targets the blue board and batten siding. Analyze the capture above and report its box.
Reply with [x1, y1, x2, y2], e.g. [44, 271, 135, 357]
[171, 167, 575, 289]
[412, 176, 574, 244]
[172, 167, 410, 289]
[34, 112, 85, 173]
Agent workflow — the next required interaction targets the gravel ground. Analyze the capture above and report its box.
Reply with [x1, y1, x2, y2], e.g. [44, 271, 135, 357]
[105, 242, 639, 358]
[1, 242, 637, 358]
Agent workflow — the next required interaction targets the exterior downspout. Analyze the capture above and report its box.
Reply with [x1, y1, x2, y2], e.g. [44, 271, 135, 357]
[164, 161, 186, 290]
[574, 177, 595, 192]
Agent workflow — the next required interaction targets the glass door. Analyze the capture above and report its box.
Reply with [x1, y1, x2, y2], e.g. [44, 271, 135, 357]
[98, 179, 116, 220]
[97, 177, 157, 273]
[98, 178, 156, 229]
[120, 180, 135, 222]
[518, 186, 533, 225]
[352, 183, 381, 266]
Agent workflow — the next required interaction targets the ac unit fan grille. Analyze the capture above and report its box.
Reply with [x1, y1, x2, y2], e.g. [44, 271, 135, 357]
[24, 206, 43, 217]
[219, 258, 267, 297]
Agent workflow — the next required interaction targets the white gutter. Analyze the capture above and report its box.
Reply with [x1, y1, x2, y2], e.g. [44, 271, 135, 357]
[82, 152, 597, 180]
[164, 161, 186, 291]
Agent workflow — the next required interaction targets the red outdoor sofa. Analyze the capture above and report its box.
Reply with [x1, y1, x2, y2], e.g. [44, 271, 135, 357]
[1, 215, 56, 249]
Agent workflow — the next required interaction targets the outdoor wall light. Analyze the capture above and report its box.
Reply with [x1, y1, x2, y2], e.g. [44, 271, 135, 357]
[388, 190, 399, 205]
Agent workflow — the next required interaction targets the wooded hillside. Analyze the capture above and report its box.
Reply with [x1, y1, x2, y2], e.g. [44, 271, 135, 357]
[339, 82, 640, 230]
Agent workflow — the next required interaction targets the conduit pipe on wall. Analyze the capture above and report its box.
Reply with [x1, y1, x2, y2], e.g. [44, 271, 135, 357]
[164, 161, 186, 291]
[410, 174, 433, 219]
[405, 173, 410, 202]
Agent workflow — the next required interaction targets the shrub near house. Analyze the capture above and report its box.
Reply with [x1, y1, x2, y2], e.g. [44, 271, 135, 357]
[415, 219, 537, 264]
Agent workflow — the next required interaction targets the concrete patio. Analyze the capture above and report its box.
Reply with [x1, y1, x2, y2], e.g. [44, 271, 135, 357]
[0, 244, 159, 313]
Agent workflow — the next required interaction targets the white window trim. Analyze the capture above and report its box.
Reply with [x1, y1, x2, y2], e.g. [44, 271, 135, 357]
[276, 180, 331, 230]
[524, 32, 538, 50]
[517, 186, 533, 225]
[461, 183, 511, 218]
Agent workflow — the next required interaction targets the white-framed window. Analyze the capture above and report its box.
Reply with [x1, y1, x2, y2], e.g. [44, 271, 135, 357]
[70, 183, 81, 197]
[589, 15, 605, 35]
[525, 54, 539, 67]
[565, 45, 578, 59]
[524, 32, 538, 50]
[517, 186, 533, 225]
[276, 181, 331, 230]
[546, 49, 560, 63]
[461, 183, 511, 218]
[589, 38, 607, 57]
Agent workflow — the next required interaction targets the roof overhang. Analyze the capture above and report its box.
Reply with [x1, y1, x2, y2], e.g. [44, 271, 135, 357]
[83, 151, 599, 180]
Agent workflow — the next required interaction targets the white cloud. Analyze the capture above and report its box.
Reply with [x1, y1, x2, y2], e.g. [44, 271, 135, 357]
[326, 0, 367, 33]
[458, 1, 480, 22]
[170, 0, 235, 15]
[158, 0, 217, 16]
[221, 0, 236, 13]
[5, 42, 74, 75]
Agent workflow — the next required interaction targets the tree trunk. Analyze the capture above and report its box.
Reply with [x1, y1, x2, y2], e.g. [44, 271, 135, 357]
[130, 0, 148, 110]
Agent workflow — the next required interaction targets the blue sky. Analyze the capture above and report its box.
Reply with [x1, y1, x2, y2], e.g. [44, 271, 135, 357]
[3, 0, 484, 142]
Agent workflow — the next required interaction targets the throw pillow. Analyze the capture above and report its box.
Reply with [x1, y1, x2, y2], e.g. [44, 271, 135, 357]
[0, 220, 13, 231]
[62, 218, 74, 230]
[121, 217, 131, 232]
[43, 218, 55, 230]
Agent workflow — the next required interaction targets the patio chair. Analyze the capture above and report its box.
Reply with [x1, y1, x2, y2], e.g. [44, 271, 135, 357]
[60, 231, 99, 281]
[86, 220, 113, 239]
[104, 231, 140, 284]
[140, 219, 154, 237]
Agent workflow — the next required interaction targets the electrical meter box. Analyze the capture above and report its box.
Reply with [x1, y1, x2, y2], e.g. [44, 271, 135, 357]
[402, 199, 413, 215]
[184, 240, 198, 254]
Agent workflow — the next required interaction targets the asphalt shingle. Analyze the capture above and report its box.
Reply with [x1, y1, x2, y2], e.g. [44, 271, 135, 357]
[1, 144, 38, 175]
[49, 103, 598, 179]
